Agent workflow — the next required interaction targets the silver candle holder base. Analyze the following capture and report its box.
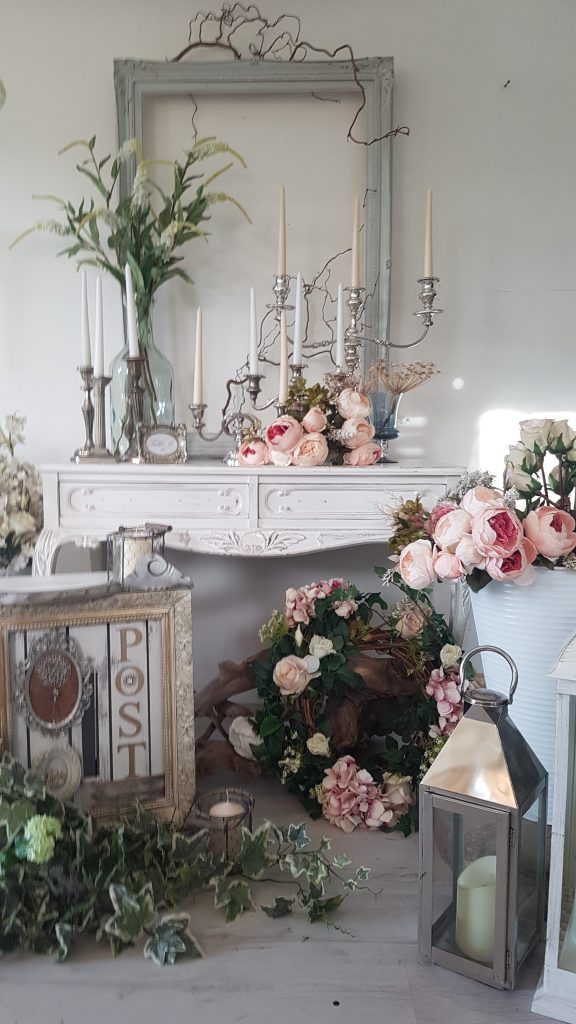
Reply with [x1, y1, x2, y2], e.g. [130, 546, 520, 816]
[72, 365, 95, 462]
[122, 355, 146, 464]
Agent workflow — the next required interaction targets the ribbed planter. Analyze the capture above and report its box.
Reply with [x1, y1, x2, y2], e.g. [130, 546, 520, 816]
[469, 568, 576, 819]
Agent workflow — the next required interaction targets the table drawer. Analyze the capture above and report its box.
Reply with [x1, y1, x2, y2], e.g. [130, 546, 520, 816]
[59, 480, 248, 524]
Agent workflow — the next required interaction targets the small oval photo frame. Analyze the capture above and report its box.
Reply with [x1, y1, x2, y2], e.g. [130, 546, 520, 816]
[142, 424, 188, 464]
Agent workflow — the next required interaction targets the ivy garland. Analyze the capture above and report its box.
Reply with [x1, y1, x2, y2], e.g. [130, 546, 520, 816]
[251, 576, 466, 833]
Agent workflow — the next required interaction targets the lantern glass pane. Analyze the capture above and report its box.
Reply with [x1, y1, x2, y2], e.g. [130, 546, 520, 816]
[516, 791, 546, 965]
[558, 694, 576, 973]
[431, 804, 499, 968]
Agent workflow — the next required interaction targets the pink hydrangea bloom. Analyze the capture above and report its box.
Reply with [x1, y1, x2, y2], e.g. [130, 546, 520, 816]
[284, 578, 346, 626]
[426, 666, 464, 736]
[320, 755, 396, 833]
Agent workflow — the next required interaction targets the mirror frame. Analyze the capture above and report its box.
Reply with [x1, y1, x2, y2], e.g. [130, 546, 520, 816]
[114, 56, 393, 366]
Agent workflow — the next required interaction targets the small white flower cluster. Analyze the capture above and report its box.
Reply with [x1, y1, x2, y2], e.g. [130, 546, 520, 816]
[0, 415, 43, 575]
[131, 161, 150, 212]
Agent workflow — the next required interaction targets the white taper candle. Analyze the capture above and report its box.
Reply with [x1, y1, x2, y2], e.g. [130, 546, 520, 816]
[335, 283, 345, 369]
[278, 185, 286, 276]
[351, 196, 361, 288]
[81, 270, 91, 366]
[93, 276, 104, 377]
[278, 310, 289, 404]
[249, 288, 258, 375]
[424, 189, 433, 278]
[193, 307, 203, 406]
[124, 264, 140, 358]
[293, 272, 303, 365]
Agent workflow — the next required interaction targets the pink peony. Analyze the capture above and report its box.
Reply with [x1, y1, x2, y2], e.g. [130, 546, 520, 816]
[425, 501, 459, 536]
[301, 406, 327, 433]
[398, 539, 437, 589]
[343, 442, 381, 466]
[336, 389, 370, 420]
[238, 438, 270, 467]
[484, 538, 537, 585]
[433, 508, 472, 551]
[433, 549, 465, 581]
[455, 534, 486, 570]
[272, 654, 316, 696]
[333, 597, 359, 619]
[269, 448, 293, 467]
[471, 505, 523, 558]
[341, 416, 376, 450]
[523, 506, 576, 559]
[264, 415, 303, 453]
[460, 485, 503, 518]
[291, 432, 329, 467]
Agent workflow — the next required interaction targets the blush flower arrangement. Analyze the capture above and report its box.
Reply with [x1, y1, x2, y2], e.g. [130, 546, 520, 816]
[237, 577, 470, 834]
[0, 414, 43, 575]
[238, 378, 381, 468]
[387, 419, 576, 595]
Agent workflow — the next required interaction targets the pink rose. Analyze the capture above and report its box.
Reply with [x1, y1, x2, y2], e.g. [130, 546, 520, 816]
[433, 550, 464, 581]
[269, 448, 293, 467]
[398, 539, 437, 589]
[455, 534, 486, 570]
[433, 508, 472, 551]
[272, 654, 315, 696]
[461, 485, 503, 518]
[523, 506, 576, 559]
[341, 416, 376, 450]
[425, 501, 459, 536]
[264, 415, 303, 453]
[336, 389, 370, 419]
[291, 432, 329, 467]
[395, 603, 429, 639]
[334, 597, 359, 618]
[301, 406, 327, 433]
[343, 441, 381, 466]
[471, 505, 523, 557]
[484, 537, 538, 585]
[238, 438, 270, 467]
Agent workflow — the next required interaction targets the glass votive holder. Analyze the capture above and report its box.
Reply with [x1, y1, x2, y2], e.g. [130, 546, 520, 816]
[107, 523, 172, 584]
[192, 787, 255, 862]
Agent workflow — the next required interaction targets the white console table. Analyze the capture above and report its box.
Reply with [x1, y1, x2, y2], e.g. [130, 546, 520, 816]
[34, 462, 463, 576]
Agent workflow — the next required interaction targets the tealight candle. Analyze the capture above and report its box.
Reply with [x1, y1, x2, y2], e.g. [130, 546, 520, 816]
[209, 799, 245, 817]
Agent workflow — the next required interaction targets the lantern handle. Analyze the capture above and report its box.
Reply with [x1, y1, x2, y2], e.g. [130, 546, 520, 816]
[459, 645, 519, 705]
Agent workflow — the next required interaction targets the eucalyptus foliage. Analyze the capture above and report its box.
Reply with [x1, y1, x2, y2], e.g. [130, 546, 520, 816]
[0, 757, 369, 966]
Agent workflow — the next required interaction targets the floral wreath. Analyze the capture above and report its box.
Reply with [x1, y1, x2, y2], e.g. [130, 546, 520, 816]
[231, 576, 469, 834]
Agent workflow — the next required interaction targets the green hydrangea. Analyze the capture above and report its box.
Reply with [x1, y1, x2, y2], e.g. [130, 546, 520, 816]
[21, 814, 62, 864]
[258, 610, 288, 646]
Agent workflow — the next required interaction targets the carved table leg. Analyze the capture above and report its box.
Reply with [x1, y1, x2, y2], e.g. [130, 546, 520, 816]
[32, 528, 67, 576]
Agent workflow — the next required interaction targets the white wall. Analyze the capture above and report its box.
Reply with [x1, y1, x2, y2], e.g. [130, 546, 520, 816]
[1, 0, 575, 686]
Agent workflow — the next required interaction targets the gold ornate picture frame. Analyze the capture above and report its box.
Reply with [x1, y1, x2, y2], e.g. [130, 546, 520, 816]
[0, 586, 194, 825]
[141, 424, 188, 464]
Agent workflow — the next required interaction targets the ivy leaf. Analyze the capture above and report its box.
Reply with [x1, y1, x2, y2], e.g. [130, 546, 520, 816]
[284, 853, 308, 879]
[0, 796, 36, 843]
[332, 853, 352, 869]
[143, 914, 203, 966]
[104, 883, 156, 947]
[306, 855, 328, 889]
[287, 822, 310, 850]
[210, 877, 255, 923]
[22, 770, 46, 801]
[261, 896, 294, 919]
[307, 894, 345, 924]
[235, 824, 271, 879]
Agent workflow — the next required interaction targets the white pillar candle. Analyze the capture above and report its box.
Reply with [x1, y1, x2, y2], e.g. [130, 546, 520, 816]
[210, 799, 245, 818]
[277, 185, 286, 276]
[424, 189, 433, 278]
[81, 270, 91, 366]
[124, 264, 140, 358]
[193, 307, 203, 406]
[351, 196, 361, 288]
[122, 537, 151, 579]
[249, 287, 258, 375]
[335, 283, 345, 369]
[455, 855, 497, 964]
[278, 310, 289, 404]
[293, 272, 303, 365]
[93, 276, 104, 377]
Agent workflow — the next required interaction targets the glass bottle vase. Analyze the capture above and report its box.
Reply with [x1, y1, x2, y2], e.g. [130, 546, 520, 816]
[109, 299, 175, 458]
[370, 387, 403, 464]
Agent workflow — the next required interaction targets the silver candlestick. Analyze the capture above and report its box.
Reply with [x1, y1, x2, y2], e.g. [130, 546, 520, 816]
[344, 286, 366, 375]
[72, 365, 96, 462]
[122, 355, 146, 464]
[189, 377, 261, 467]
[383, 275, 443, 356]
[267, 273, 292, 322]
[92, 375, 114, 460]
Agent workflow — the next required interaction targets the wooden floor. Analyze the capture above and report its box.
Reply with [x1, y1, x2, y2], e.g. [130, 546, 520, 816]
[0, 777, 558, 1024]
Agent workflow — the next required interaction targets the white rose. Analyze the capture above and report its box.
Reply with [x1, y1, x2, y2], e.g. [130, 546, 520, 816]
[519, 418, 553, 453]
[306, 732, 330, 757]
[505, 443, 537, 472]
[381, 771, 414, 809]
[308, 635, 335, 660]
[548, 420, 576, 451]
[228, 716, 259, 761]
[440, 644, 462, 669]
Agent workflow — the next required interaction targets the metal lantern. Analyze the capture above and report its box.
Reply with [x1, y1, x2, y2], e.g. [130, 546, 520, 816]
[532, 634, 576, 1022]
[419, 645, 548, 990]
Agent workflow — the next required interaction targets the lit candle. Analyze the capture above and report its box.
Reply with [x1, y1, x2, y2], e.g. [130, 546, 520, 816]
[249, 287, 258, 376]
[351, 196, 361, 288]
[293, 272, 303, 365]
[424, 189, 433, 278]
[124, 264, 140, 358]
[278, 310, 289, 404]
[278, 185, 286, 276]
[335, 283, 345, 369]
[193, 307, 203, 406]
[455, 855, 496, 963]
[209, 799, 245, 818]
[93, 276, 104, 377]
[81, 270, 91, 367]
